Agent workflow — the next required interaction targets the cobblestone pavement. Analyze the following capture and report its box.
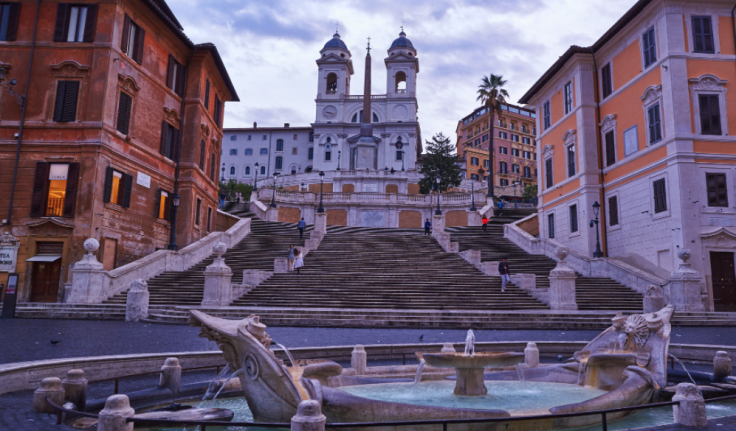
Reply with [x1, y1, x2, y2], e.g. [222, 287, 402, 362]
[2, 319, 736, 364]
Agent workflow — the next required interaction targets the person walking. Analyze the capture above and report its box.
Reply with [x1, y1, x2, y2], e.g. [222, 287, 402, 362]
[297, 217, 306, 240]
[219, 192, 226, 208]
[498, 199, 504, 216]
[424, 218, 432, 236]
[294, 248, 304, 275]
[498, 257, 510, 292]
[482, 216, 489, 233]
[287, 244, 296, 272]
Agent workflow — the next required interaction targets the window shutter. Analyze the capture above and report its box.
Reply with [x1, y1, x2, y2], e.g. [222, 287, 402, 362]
[61, 80, 79, 122]
[165, 193, 171, 221]
[53, 4, 70, 42]
[166, 55, 175, 89]
[133, 26, 145, 64]
[710, 95, 721, 134]
[171, 127, 181, 162]
[609, 196, 619, 226]
[53, 81, 67, 122]
[103, 166, 114, 203]
[122, 173, 133, 208]
[199, 139, 206, 170]
[204, 79, 210, 109]
[176, 63, 186, 97]
[30, 162, 50, 217]
[155, 188, 162, 218]
[120, 15, 131, 53]
[62, 162, 80, 218]
[82, 4, 97, 42]
[159, 121, 169, 155]
[116, 92, 132, 135]
[5, 3, 20, 41]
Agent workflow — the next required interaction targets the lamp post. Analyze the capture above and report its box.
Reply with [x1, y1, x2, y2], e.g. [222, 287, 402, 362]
[434, 174, 442, 215]
[337, 151, 341, 170]
[270, 173, 279, 208]
[167, 193, 180, 250]
[469, 178, 477, 212]
[590, 201, 604, 258]
[254, 162, 259, 191]
[401, 151, 405, 172]
[317, 171, 325, 213]
[0, 68, 24, 107]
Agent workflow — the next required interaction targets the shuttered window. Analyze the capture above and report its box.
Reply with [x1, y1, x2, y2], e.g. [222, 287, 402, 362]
[608, 196, 619, 226]
[195, 198, 202, 225]
[209, 153, 216, 180]
[564, 81, 572, 114]
[166, 55, 185, 97]
[647, 104, 662, 144]
[204, 79, 210, 110]
[53, 4, 97, 43]
[0, 3, 20, 41]
[120, 14, 145, 64]
[653, 178, 667, 214]
[605, 130, 616, 167]
[214, 95, 223, 128]
[692, 16, 714, 54]
[706, 173, 728, 207]
[548, 213, 555, 238]
[699, 95, 722, 135]
[199, 139, 206, 170]
[642, 27, 656, 67]
[116, 91, 132, 135]
[103, 167, 132, 208]
[569, 205, 578, 233]
[545, 158, 553, 188]
[159, 121, 179, 161]
[601, 63, 613, 98]
[543, 101, 550, 129]
[53, 80, 80, 122]
[30, 162, 80, 218]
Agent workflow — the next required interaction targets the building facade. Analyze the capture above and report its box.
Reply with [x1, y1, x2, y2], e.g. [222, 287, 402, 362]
[0, 0, 237, 303]
[520, 0, 736, 311]
[456, 104, 538, 194]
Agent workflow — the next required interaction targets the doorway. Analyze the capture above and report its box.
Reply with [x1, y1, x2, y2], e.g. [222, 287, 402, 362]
[711, 251, 736, 311]
[30, 260, 61, 302]
[103, 238, 117, 271]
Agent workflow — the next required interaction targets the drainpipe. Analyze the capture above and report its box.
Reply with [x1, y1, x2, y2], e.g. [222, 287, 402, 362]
[167, 54, 192, 251]
[592, 53, 609, 257]
[5, 0, 41, 228]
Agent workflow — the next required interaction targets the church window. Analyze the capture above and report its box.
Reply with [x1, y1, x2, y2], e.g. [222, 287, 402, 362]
[351, 110, 380, 123]
[308, 147, 314, 160]
[395, 71, 407, 93]
[260, 148, 268, 155]
[326, 73, 338, 94]
[260, 166, 266, 175]
[275, 157, 283, 170]
[325, 151, 332, 161]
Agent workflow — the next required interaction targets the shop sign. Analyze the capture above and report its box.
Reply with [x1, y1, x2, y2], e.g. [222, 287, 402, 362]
[137, 172, 151, 188]
[0, 233, 19, 273]
[36, 242, 63, 255]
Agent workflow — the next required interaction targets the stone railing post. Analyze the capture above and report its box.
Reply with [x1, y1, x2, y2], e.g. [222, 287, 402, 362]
[314, 212, 327, 236]
[431, 214, 445, 237]
[666, 250, 706, 312]
[62, 369, 88, 410]
[714, 351, 732, 382]
[291, 400, 326, 431]
[549, 247, 577, 310]
[467, 210, 481, 227]
[33, 377, 64, 413]
[67, 238, 107, 303]
[201, 242, 233, 307]
[159, 357, 182, 395]
[672, 383, 707, 427]
[274, 257, 288, 273]
[643, 284, 666, 313]
[97, 394, 135, 431]
[524, 342, 539, 368]
[125, 279, 149, 321]
[351, 345, 367, 375]
[441, 343, 456, 353]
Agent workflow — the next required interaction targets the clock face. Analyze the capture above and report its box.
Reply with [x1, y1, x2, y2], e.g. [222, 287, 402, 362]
[322, 105, 337, 119]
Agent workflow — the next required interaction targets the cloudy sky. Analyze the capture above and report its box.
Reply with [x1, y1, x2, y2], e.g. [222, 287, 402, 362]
[167, 0, 638, 146]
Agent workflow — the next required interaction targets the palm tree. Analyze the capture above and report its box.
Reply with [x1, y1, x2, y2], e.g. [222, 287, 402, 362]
[476, 74, 509, 198]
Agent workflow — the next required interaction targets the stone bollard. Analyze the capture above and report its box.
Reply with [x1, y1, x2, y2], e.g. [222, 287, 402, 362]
[351, 345, 367, 375]
[666, 249, 706, 312]
[314, 213, 327, 236]
[291, 400, 326, 431]
[431, 214, 446, 237]
[672, 383, 707, 427]
[202, 242, 233, 307]
[274, 257, 289, 273]
[549, 248, 577, 310]
[524, 342, 540, 368]
[643, 285, 666, 314]
[125, 279, 149, 321]
[97, 394, 135, 431]
[159, 357, 182, 395]
[33, 377, 65, 413]
[714, 351, 732, 382]
[67, 238, 107, 303]
[62, 369, 88, 411]
[441, 343, 456, 353]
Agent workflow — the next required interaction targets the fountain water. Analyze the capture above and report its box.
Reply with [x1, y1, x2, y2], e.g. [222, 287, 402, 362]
[464, 329, 475, 356]
[669, 354, 699, 388]
[515, 363, 526, 385]
[274, 343, 298, 368]
[414, 360, 426, 386]
[202, 365, 230, 401]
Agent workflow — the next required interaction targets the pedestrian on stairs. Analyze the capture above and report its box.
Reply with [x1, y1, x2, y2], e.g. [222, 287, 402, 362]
[297, 218, 306, 239]
[498, 199, 504, 216]
[482, 216, 489, 232]
[294, 248, 304, 275]
[424, 218, 432, 236]
[498, 257, 510, 292]
[287, 244, 296, 272]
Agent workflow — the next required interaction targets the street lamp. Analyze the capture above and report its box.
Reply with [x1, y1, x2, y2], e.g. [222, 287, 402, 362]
[401, 151, 405, 172]
[590, 201, 604, 258]
[435, 174, 442, 215]
[317, 171, 325, 213]
[337, 150, 341, 170]
[270, 173, 279, 208]
[469, 177, 477, 212]
[254, 162, 259, 191]
[0, 67, 23, 107]
[167, 193, 181, 251]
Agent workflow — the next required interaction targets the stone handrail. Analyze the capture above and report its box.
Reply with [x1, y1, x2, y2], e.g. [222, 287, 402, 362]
[250, 194, 270, 219]
[260, 189, 486, 207]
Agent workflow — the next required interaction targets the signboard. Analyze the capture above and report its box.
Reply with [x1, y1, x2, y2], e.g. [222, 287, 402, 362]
[37, 242, 63, 255]
[5, 273, 17, 294]
[137, 172, 151, 188]
[49, 164, 69, 180]
[1, 273, 19, 319]
[0, 233, 19, 273]
[624, 125, 638, 157]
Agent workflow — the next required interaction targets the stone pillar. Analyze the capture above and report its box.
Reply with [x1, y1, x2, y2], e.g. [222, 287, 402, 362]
[351, 345, 367, 375]
[672, 383, 707, 427]
[548, 247, 577, 310]
[274, 258, 288, 273]
[467, 211, 481, 227]
[97, 394, 135, 431]
[62, 369, 88, 410]
[159, 357, 182, 395]
[431, 214, 445, 237]
[666, 250, 706, 312]
[524, 342, 540, 368]
[714, 351, 732, 383]
[291, 400, 326, 431]
[125, 279, 149, 321]
[441, 343, 456, 353]
[643, 285, 666, 314]
[201, 242, 233, 307]
[33, 377, 65, 413]
[67, 238, 108, 303]
[314, 212, 327, 236]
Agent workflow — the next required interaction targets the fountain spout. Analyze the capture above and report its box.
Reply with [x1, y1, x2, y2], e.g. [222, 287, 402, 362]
[464, 329, 475, 356]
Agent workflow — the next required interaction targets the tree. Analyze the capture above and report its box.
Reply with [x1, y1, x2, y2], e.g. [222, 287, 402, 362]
[476, 74, 509, 198]
[418, 133, 463, 194]
[522, 184, 538, 201]
[219, 179, 254, 201]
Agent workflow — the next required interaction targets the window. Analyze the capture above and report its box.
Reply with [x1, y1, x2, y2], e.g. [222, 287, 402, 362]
[120, 15, 145, 64]
[707, 173, 728, 207]
[293, 134, 297, 140]
[276, 139, 284, 151]
[523, 166, 531, 178]
[699, 95, 722, 135]
[159, 122, 179, 160]
[510, 122, 517, 131]
[522, 137, 531, 145]
[647, 104, 663, 144]
[564, 81, 573, 114]
[500, 178, 509, 186]
[309, 132, 314, 142]
[512, 148, 520, 157]
[103, 167, 132, 207]
[474, 139, 480, 147]
[692, 16, 714, 54]
[545, 158, 553, 188]
[522, 124, 529, 133]
[30, 162, 80, 218]
[601, 63, 612, 98]
[500, 161, 508, 173]
[199, 139, 205, 170]
[351, 111, 379, 123]
[209, 153, 216, 180]
[543, 101, 551, 129]
[512, 164, 520, 173]
[308, 147, 314, 160]
[292, 148, 298, 155]
[245, 148, 253, 156]
[262, 135, 267, 140]
[229, 166, 235, 175]
[396, 151, 403, 161]
[471, 157, 479, 166]
[157, 189, 170, 220]
[230, 135, 237, 141]
[325, 151, 332, 161]
[653, 178, 667, 213]
[53, 80, 80, 122]
[260, 166, 266, 175]
[482, 134, 489, 142]
[523, 151, 531, 159]
[499, 146, 508, 154]
[470, 174, 479, 180]
[511, 134, 519, 142]
[609, 196, 619, 226]
[116, 91, 132, 135]
[204, 79, 210, 110]
[53, 4, 97, 43]
[499, 131, 508, 139]
[567, 145, 575, 177]
[642, 27, 657, 67]
[207, 207, 212, 231]
[291, 166, 297, 174]
[229, 149, 237, 155]
[248, 135, 252, 141]
[275, 156, 283, 170]
[195, 198, 201, 225]
[548, 213, 555, 238]
[166, 55, 185, 97]
[569, 205, 578, 233]
[605, 130, 616, 167]
[213, 95, 223, 128]
[260, 148, 268, 155]
[484, 160, 490, 168]
[0, 3, 20, 41]
[245, 166, 251, 175]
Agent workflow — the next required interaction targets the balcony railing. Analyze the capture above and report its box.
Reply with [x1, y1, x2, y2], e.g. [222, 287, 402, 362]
[346, 94, 387, 100]
[46, 197, 64, 217]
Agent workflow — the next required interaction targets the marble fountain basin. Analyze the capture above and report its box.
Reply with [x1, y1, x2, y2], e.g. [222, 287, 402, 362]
[418, 351, 525, 396]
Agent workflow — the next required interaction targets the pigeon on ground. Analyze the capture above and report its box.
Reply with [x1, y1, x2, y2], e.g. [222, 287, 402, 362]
[419, 334, 424, 341]
[50, 340, 62, 345]
[557, 355, 563, 362]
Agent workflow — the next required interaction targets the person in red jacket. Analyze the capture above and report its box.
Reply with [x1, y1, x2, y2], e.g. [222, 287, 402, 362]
[482, 216, 489, 232]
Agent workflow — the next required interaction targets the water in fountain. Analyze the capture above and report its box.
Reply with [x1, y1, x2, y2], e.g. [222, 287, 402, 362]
[668, 354, 700, 388]
[515, 363, 526, 385]
[201, 365, 230, 401]
[463, 329, 475, 356]
[198, 368, 243, 409]
[414, 360, 426, 386]
[274, 343, 299, 368]
[576, 361, 587, 386]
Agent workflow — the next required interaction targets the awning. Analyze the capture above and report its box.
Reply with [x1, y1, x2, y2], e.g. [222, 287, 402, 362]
[26, 255, 62, 263]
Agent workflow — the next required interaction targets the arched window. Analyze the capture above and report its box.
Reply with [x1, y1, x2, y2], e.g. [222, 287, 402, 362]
[350, 110, 380, 123]
[291, 165, 297, 174]
[229, 166, 235, 175]
[275, 156, 283, 170]
[245, 166, 251, 175]
[260, 166, 266, 175]
[326, 73, 337, 94]
[276, 139, 284, 151]
[395, 71, 407, 93]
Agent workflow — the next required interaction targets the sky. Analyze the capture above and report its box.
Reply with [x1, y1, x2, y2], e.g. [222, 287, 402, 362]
[166, 0, 639, 147]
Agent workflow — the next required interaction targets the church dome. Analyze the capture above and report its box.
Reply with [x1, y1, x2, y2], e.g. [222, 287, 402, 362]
[390, 30, 414, 49]
[323, 32, 348, 50]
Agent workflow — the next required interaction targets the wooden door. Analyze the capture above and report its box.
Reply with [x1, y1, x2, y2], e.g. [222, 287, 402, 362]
[30, 260, 61, 302]
[711, 252, 736, 311]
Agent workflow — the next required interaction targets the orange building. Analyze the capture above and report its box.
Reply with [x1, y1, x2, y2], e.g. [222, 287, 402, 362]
[520, 0, 736, 311]
[0, 0, 238, 303]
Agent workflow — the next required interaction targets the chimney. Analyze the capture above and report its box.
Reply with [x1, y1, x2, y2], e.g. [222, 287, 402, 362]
[284, 123, 290, 128]
[253, 122, 257, 128]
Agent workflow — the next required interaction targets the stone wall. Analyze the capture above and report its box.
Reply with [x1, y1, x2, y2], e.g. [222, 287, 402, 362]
[399, 210, 422, 228]
[446, 210, 468, 227]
